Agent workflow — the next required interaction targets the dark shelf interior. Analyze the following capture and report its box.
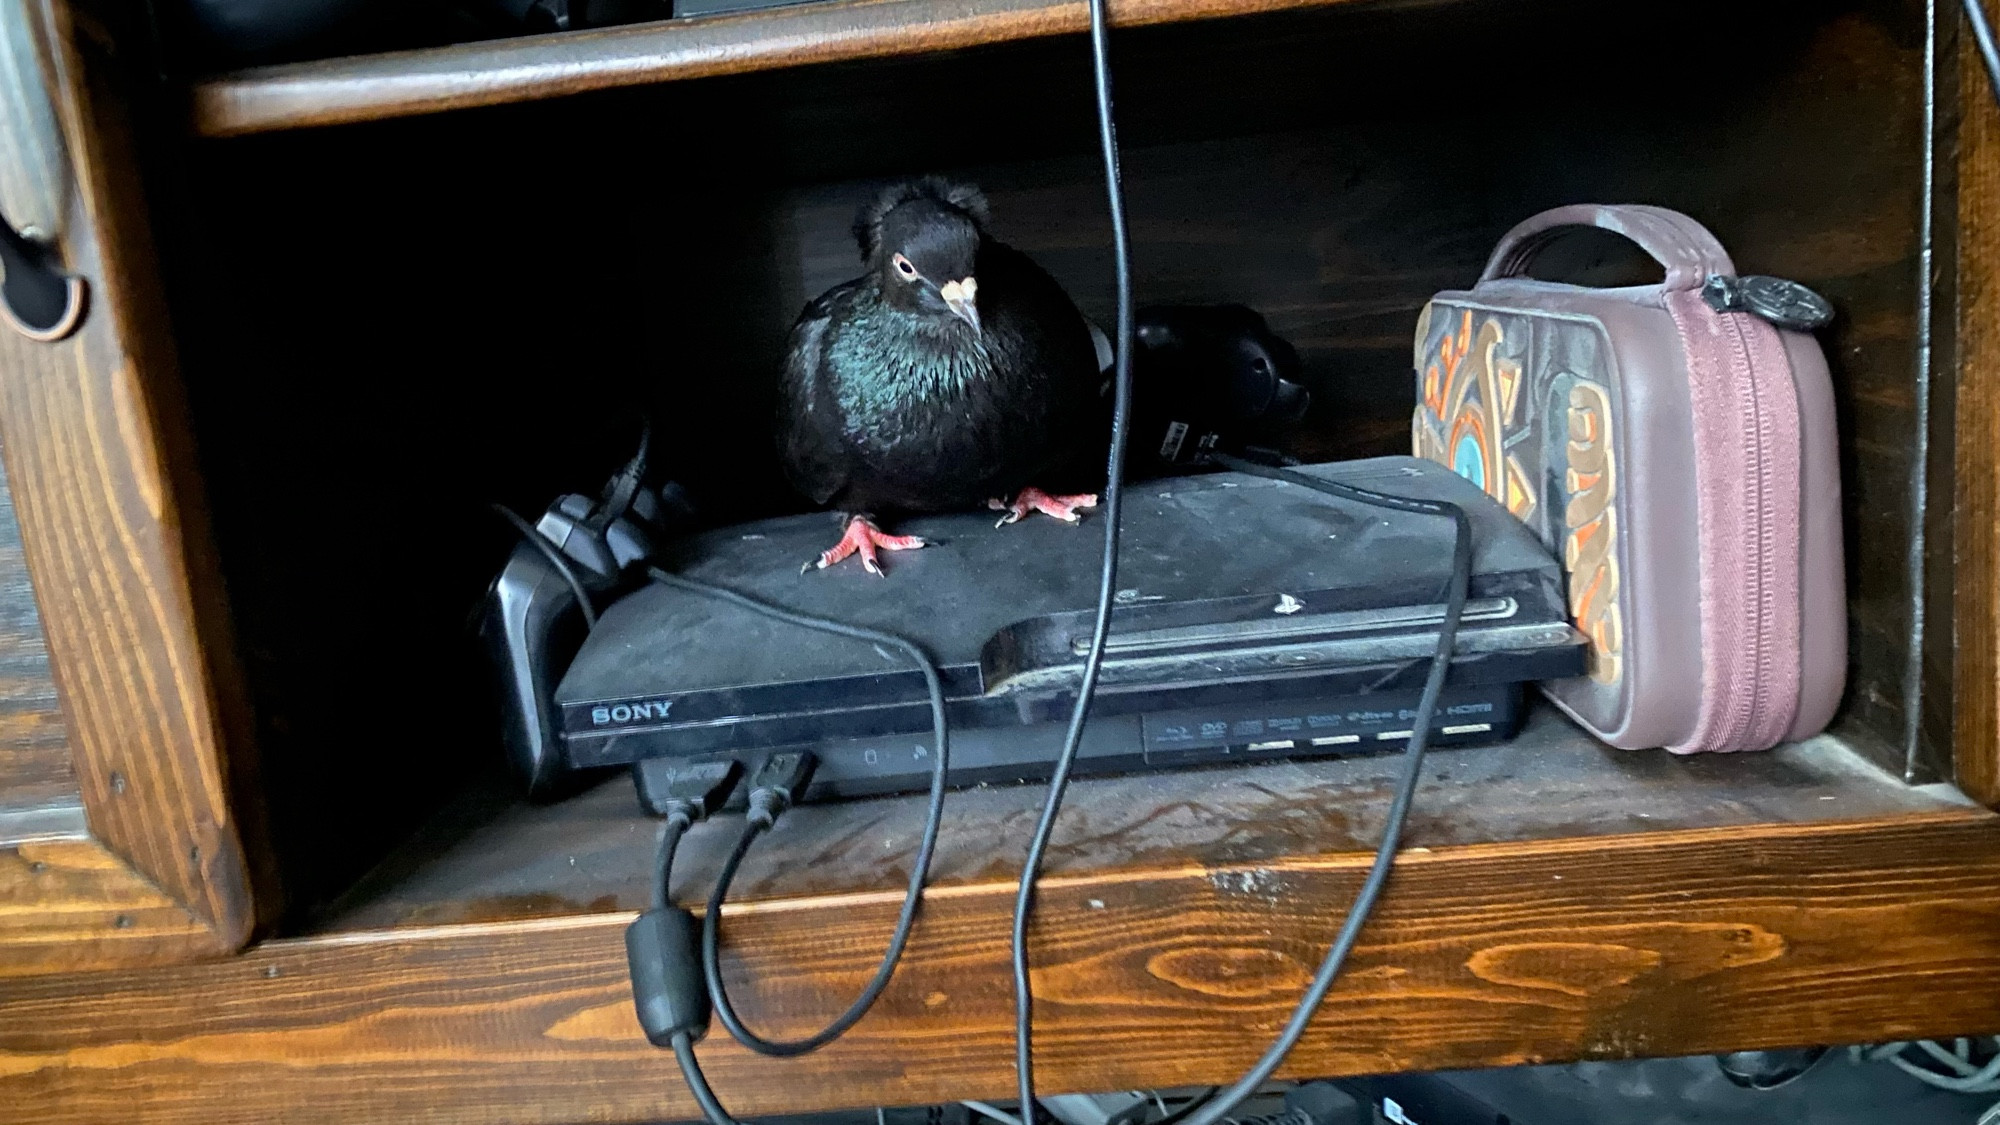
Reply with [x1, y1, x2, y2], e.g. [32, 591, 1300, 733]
[141, 0, 1940, 927]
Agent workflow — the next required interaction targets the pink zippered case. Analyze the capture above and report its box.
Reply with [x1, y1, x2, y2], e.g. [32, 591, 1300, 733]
[1410, 204, 1845, 753]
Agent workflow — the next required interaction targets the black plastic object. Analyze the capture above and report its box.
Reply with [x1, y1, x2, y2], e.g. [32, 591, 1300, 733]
[0, 209, 84, 343]
[633, 757, 744, 819]
[459, 0, 667, 32]
[557, 457, 1585, 795]
[481, 431, 695, 797]
[630, 682, 1525, 802]
[1335, 1074, 1521, 1125]
[1281, 1082, 1363, 1125]
[159, 0, 426, 67]
[1131, 304, 1309, 469]
[1715, 1048, 1830, 1090]
[745, 751, 817, 815]
[1699, 274, 1834, 331]
[671, 0, 816, 17]
[157, 0, 675, 66]
[625, 906, 709, 1047]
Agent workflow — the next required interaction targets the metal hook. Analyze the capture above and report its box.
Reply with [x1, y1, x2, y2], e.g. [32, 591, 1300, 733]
[0, 208, 83, 342]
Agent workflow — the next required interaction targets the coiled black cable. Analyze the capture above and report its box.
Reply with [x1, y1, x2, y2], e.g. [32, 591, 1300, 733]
[644, 566, 951, 1061]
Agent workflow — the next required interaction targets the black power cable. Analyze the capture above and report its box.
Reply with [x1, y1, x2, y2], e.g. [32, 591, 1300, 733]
[490, 503, 599, 630]
[642, 567, 951, 1115]
[672, 1032, 746, 1125]
[498, 480, 953, 1124]
[1009, 0, 1477, 1110]
[1160, 452, 1473, 1125]
[1968, 0, 2000, 106]
[1008, 0, 1138, 1110]
[1150, 1087, 1224, 1125]
[654, 815, 689, 911]
[589, 418, 653, 533]
[601, 0, 1481, 1113]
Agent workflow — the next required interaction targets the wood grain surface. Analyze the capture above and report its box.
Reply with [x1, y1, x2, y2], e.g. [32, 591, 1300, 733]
[186, 0, 1375, 137]
[314, 710, 1968, 932]
[4, 811, 2000, 1125]
[0, 834, 215, 977]
[0, 453, 74, 815]
[1956, 10, 2000, 804]
[0, 1, 263, 953]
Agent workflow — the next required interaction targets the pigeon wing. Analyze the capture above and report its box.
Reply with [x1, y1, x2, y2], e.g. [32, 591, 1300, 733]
[776, 288, 853, 508]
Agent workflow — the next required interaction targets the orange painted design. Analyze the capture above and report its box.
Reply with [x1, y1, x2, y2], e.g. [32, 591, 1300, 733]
[1415, 303, 1446, 418]
[1573, 565, 1604, 624]
[1416, 310, 1511, 509]
[1471, 321, 1506, 497]
[1497, 359, 1523, 424]
[1412, 304, 1624, 685]
[1504, 456, 1536, 520]
[1562, 382, 1623, 685]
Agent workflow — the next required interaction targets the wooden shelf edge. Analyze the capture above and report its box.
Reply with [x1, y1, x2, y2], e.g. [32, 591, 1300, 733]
[1956, 0, 2000, 806]
[9, 810, 2000, 1125]
[188, 0, 1359, 138]
[0, 836, 231, 978]
[303, 805, 2000, 939]
[0, 2, 271, 964]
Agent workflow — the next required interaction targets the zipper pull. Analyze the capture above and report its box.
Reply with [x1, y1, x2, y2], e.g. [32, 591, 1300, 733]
[1700, 274, 1834, 331]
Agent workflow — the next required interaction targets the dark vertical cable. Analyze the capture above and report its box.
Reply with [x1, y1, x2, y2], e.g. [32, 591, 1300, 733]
[1010, 0, 1136, 1111]
[1904, 0, 1938, 779]
[672, 1033, 745, 1125]
[653, 816, 687, 911]
[1164, 453, 1472, 1125]
[1966, 0, 2000, 104]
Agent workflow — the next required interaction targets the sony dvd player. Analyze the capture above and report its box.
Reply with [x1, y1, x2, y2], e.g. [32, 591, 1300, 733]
[555, 457, 1585, 800]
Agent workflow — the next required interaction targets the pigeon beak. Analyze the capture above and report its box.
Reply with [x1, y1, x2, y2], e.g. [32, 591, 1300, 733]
[940, 277, 981, 334]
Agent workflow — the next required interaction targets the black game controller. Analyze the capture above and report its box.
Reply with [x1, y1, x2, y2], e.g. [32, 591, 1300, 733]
[481, 427, 693, 796]
[1130, 304, 1311, 470]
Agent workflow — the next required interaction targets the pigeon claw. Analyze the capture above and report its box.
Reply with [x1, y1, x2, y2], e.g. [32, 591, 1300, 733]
[805, 517, 927, 577]
[989, 487, 1100, 528]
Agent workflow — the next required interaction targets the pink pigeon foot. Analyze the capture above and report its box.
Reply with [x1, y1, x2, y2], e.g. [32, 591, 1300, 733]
[988, 487, 1100, 528]
[803, 515, 928, 576]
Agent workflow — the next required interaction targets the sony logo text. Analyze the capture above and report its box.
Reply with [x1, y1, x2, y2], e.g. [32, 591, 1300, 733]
[590, 700, 674, 725]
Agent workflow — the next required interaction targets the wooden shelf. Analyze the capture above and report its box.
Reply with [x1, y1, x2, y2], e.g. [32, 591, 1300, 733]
[309, 709, 1970, 933]
[11, 712, 2000, 1124]
[0, 2, 1976, 1120]
[187, 0, 1359, 138]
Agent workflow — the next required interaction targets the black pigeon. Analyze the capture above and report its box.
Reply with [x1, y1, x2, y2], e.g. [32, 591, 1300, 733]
[777, 179, 1104, 575]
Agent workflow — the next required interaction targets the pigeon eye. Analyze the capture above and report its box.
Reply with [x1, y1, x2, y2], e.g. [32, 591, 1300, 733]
[893, 254, 919, 279]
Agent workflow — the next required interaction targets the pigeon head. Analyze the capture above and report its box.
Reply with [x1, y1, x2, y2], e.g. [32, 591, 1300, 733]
[855, 178, 989, 334]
